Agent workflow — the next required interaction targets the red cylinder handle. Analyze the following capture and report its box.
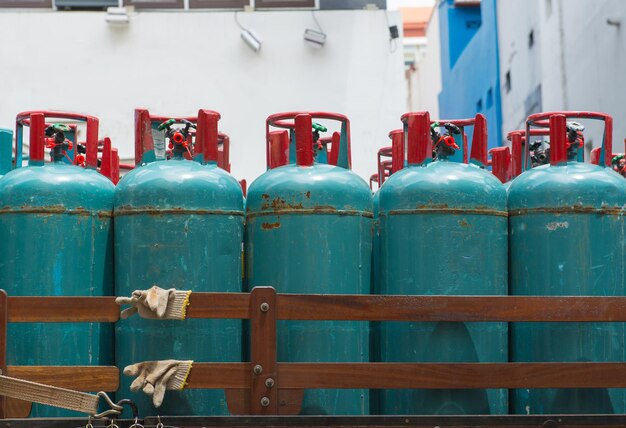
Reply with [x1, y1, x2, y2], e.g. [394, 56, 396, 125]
[527, 111, 613, 167]
[295, 114, 314, 167]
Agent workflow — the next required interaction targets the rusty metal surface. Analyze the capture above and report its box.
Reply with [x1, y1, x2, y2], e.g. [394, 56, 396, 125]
[114, 207, 244, 216]
[383, 207, 508, 217]
[0, 206, 112, 217]
[509, 206, 626, 216]
[247, 208, 373, 219]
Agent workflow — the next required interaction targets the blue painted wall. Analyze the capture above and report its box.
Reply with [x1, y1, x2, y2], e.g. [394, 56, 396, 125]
[438, 0, 503, 150]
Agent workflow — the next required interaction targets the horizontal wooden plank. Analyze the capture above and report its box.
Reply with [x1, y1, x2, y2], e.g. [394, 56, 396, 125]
[276, 295, 626, 322]
[186, 363, 249, 389]
[6, 366, 118, 391]
[186, 293, 250, 319]
[183, 362, 626, 390]
[277, 363, 626, 389]
[144, 415, 626, 428]
[7, 293, 626, 323]
[8, 297, 119, 322]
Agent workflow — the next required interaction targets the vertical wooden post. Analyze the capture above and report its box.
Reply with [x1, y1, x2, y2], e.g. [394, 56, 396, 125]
[249, 287, 278, 414]
[0, 290, 7, 418]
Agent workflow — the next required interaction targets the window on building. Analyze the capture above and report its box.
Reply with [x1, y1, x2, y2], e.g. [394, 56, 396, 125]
[255, 0, 314, 7]
[486, 87, 493, 109]
[476, 98, 483, 112]
[0, 0, 51, 7]
[505, 71, 511, 93]
[123, 0, 184, 7]
[546, 0, 552, 17]
[56, 0, 117, 8]
[189, 0, 249, 7]
[528, 29, 534, 48]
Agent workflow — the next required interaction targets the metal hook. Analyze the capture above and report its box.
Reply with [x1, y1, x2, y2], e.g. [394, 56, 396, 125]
[115, 398, 139, 419]
[156, 415, 164, 428]
[93, 391, 123, 419]
[129, 416, 145, 428]
[85, 416, 94, 428]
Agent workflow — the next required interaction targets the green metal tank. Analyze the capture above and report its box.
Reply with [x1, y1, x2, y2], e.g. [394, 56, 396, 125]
[115, 109, 244, 416]
[378, 112, 508, 415]
[0, 128, 12, 176]
[509, 112, 626, 414]
[0, 111, 115, 417]
[246, 112, 373, 415]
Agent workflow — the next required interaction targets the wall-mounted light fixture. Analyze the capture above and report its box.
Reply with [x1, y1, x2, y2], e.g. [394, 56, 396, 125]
[235, 12, 262, 53]
[106, 6, 133, 24]
[304, 11, 326, 47]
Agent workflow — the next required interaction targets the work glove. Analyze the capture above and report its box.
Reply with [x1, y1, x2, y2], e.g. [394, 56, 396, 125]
[116, 286, 191, 320]
[124, 360, 193, 408]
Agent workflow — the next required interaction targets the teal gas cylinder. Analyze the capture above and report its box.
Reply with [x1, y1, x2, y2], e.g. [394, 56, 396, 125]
[0, 128, 12, 175]
[0, 112, 114, 417]
[509, 112, 626, 414]
[246, 113, 373, 415]
[115, 109, 244, 416]
[378, 112, 508, 415]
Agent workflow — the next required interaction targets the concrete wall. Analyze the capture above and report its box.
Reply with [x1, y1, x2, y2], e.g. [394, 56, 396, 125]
[498, 0, 626, 151]
[0, 9, 406, 182]
[406, 5, 440, 117]
[497, 0, 543, 135]
[437, 0, 503, 149]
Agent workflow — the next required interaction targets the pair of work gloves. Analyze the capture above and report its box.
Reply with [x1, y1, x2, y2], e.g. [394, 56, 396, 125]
[116, 286, 194, 407]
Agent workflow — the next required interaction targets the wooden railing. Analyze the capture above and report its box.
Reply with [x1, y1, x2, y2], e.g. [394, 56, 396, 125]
[4, 287, 626, 418]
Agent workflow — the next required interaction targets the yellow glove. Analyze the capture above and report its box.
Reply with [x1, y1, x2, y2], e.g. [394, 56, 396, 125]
[116, 286, 191, 319]
[123, 360, 193, 408]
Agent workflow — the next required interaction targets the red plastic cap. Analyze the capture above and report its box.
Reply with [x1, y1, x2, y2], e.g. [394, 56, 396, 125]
[197, 109, 220, 164]
[295, 114, 314, 167]
[29, 113, 45, 163]
[590, 147, 601, 165]
[549, 114, 568, 165]
[328, 131, 340, 166]
[390, 129, 404, 173]
[490, 147, 511, 183]
[134, 108, 153, 166]
[510, 132, 523, 178]
[406, 112, 431, 165]
[470, 114, 488, 166]
[269, 130, 289, 169]
[85, 117, 99, 169]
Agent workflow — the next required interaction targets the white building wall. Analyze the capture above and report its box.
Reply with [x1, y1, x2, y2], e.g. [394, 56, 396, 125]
[0, 9, 406, 182]
[405, 6, 440, 117]
[497, 0, 542, 134]
[498, 0, 626, 151]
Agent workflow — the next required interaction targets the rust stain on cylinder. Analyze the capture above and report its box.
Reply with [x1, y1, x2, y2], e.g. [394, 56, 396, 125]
[262, 221, 281, 230]
[509, 206, 626, 216]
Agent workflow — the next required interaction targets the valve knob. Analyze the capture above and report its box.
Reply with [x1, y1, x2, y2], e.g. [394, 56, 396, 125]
[172, 132, 184, 144]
